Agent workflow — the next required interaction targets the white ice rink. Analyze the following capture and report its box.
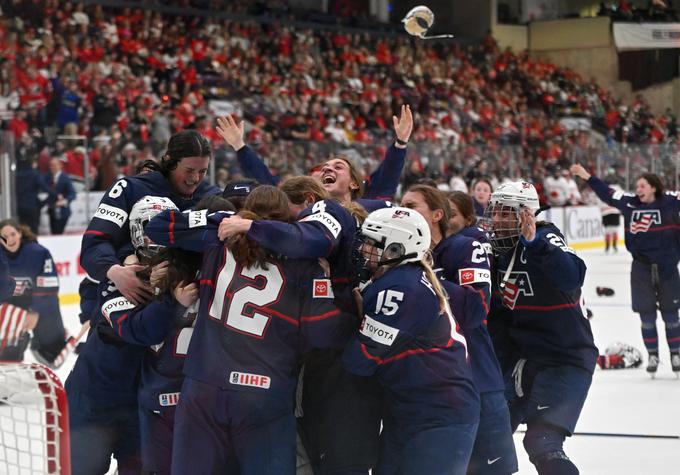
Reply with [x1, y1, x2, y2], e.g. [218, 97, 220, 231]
[26, 248, 680, 474]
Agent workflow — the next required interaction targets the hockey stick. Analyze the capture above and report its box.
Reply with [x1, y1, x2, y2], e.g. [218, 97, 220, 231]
[50, 321, 91, 369]
[517, 429, 680, 440]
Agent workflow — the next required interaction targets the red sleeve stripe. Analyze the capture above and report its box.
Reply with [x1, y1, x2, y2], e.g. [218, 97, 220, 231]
[116, 313, 130, 337]
[262, 307, 299, 327]
[199, 279, 215, 288]
[513, 301, 580, 311]
[642, 224, 680, 232]
[84, 230, 110, 237]
[359, 342, 442, 365]
[32, 291, 59, 297]
[169, 210, 175, 245]
[474, 288, 489, 315]
[300, 309, 340, 322]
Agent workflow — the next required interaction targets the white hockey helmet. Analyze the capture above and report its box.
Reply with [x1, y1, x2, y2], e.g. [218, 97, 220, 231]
[129, 195, 178, 258]
[402, 5, 435, 38]
[483, 181, 540, 254]
[489, 181, 540, 211]
[360, 207, 431, 270]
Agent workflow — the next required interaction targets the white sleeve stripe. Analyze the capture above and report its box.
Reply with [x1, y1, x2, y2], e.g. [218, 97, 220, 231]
[36, 276, 59, 288]
[188, 210, 208, 228]
[458, 268, 491, 285]
[93, 203, 128, 227]
[101, 296, 136, 323]
[360, 315, 399, 346]
[300, 212, 342, 238]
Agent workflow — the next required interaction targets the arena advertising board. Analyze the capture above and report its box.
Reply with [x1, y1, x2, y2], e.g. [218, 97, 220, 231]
[613, 22, 680, 50]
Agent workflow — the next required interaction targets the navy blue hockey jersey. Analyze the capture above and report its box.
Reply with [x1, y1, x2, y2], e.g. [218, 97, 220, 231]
[65, 278, 146, 406]
[246, 199, 361, 312]
[588, 176, 680, 272]
[433, 234, 504, 394]
[100, 279, 197, 412]
[433, 233, 492, 319]
[0, 250, 16, 302]
[490, 224, 597, 373]
[146, 207, 355, 400]
[343, 264, 479, 426]
[81, 171, 220, 282]
[236, 144, 405, 200]
[3, 242, 61, 320]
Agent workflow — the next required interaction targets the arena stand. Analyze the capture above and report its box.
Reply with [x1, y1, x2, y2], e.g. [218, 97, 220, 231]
[1, 0, 677, 230]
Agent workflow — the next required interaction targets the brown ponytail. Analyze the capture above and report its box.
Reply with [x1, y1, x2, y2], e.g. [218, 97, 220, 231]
[228, 186, 291, 268]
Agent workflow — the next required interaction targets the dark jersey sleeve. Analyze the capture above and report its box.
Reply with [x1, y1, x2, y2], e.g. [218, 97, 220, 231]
[80, 178, 134, 282]
[236, 145, 279, 186]
[587, 176, 636, 212]
[101, 285, 181, 346]
[0, 251, 15, 302]
[246, 200, 346, 259]
[298, 261, 355, 350]
[441, 279, 487, 332]
[343, 272, 438, 376]
[30, 246, 61, 320]
[436, 235, 491, 315]
[364, 145, 406, 200]
[146, 209, 233, 252]
[521, 226, 586, 293]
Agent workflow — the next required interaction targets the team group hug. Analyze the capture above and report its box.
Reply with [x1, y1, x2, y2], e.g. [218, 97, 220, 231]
[3, 104, 680, 475]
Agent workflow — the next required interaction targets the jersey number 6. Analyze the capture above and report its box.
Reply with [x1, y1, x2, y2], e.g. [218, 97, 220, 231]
[208, 250, 284, 338]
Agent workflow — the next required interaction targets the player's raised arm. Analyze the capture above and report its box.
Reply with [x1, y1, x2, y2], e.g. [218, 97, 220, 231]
[571, 164, 634, 211]
[216, 115, 278, 186]
[364, 104, 412, 199]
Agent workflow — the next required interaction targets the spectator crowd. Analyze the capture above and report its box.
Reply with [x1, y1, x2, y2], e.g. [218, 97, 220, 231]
[2, 0, 680, 232]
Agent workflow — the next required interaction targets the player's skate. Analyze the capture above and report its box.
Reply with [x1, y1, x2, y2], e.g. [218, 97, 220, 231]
[647, 353, 660, 378]
[671, 352, 680, 379]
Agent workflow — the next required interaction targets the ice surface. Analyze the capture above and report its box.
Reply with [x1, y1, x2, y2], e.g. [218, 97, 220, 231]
[24, 249, 678, 474]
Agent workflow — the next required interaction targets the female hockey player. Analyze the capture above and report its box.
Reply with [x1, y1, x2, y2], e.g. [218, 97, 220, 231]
[103, 195, 234, 475]
[215, 105, 413, 201]
[146, 185, 354, 475]
[217, 174, 386, 474]
[484, 181, 597, 475]
[571, 164, 680, 375]
[0, 220, 66, 364]
[401, 186, 518, 475]
[343, 206, 479, 475]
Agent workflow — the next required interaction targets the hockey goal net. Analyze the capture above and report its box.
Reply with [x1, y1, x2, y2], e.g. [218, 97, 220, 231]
[0, 362, 70, 475]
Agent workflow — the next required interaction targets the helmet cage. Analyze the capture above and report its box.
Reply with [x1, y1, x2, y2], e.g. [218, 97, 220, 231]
[483, 202, 521, 254]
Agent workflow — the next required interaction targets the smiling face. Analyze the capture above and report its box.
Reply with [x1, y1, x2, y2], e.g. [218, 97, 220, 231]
[636, 178, 656, 204]
[0, 224, 22, 253]
[168, 156, 209, 198]
[320, 158, 359, 203]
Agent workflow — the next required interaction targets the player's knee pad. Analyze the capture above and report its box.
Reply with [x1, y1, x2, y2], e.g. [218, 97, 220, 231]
[661, 311, 680, 325]
[533, 451, 579, 475]
[639, 312, 657, 325]
[523, 424, 566, 462]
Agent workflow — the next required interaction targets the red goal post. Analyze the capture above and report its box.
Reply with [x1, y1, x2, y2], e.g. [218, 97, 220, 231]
[0, 362, 70, 475]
